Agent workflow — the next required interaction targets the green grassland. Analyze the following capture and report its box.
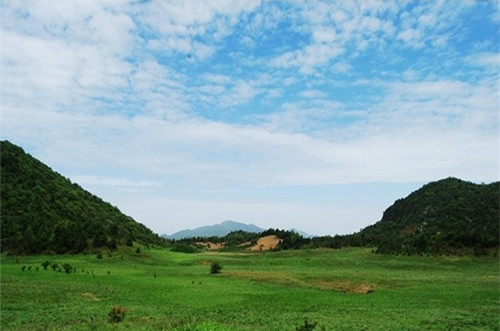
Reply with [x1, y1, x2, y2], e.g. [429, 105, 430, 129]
[1, 247, 499, 330]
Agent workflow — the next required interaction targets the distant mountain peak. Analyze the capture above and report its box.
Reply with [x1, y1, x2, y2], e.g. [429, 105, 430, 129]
[163, 220, 264, 240]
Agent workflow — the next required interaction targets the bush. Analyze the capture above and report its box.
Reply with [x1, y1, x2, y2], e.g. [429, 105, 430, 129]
[107, 305, 126, 323]
[210, 261, 222, 274]
[96, 251, 103, 259]
[41, 260, 51, 270]
[296, 317, 318, 331]
[171, 243, 199, 253]
[62, 263, 72, 274]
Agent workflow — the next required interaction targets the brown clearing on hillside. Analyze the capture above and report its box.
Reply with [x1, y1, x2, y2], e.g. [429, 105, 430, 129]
[196, 242, 224, 250]
[249, 235, 281, 251]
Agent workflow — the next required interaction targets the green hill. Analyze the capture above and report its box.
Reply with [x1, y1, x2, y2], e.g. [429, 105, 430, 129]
[0, 140, 165, 254]
[355, 178, 499, 255]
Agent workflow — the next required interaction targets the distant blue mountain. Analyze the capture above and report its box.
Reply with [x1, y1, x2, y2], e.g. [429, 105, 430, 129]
[163, 220, 264, 240]
[288, 228, 315, 238]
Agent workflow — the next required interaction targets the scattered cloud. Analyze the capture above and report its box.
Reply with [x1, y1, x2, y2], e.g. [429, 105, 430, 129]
[1, 0, 498, 235]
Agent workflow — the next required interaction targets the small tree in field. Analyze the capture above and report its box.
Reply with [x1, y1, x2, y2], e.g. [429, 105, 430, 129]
[210, 261, 222, 274]
[107, 305, 126, 323]
[62, 263, 72, 274]
[296, 317, 318, 331]
[41, 260, 51, 270]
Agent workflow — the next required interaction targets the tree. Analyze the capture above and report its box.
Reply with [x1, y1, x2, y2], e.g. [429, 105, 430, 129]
[210, 261, 222, 274]
[41, 260, 51, 270]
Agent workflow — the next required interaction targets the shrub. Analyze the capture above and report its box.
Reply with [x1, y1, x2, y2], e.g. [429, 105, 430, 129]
[96, 251, 103, 259]
[171, 243, 199, 253]
[136, 247, 141, 254]
[296, 317, 318, 331]
[210, 261, 222, 274]
[107, 305, 126, 323]
[41, 260, 51, 270]
[51, 263, 59, 271]
[62, 263, 72, 274]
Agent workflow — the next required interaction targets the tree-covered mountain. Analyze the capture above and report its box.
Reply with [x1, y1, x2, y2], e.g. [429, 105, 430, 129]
[353, 177, 499, 255]
[164, 220, 263, 240]
[0, 140, 165, 254]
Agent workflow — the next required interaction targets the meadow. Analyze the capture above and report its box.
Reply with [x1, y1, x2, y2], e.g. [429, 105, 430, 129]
[1, 247, 498, 330]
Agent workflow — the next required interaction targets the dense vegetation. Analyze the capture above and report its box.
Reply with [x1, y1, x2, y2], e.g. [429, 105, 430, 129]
[354, 178, 499, 255]
[0, 140, 165, 254]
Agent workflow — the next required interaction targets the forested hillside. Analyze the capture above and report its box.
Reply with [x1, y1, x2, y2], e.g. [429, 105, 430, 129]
[0, 140, 165, 254]
[354, 178, 499, 255]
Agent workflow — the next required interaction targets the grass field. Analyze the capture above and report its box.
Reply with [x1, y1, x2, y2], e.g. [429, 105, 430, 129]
[1, 247, 498, 330]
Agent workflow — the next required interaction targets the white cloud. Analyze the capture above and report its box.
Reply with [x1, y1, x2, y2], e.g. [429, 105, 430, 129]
[469, 53, 500, 68]
[1, 0, 497, 235]
[133, 0, 260, 59]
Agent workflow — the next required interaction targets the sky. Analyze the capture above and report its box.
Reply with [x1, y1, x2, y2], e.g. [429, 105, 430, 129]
[1, 0, 498, 236]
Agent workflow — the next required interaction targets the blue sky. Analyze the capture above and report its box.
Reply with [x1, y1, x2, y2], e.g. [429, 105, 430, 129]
[2, 1, 498, 236]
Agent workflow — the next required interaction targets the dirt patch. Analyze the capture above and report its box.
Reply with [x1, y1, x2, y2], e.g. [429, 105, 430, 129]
[224, 271, 374, 294]
[196, 242, 225, 250]
[81, 292, 100, 301]
[315, 280, 375, 294]
[249, 235, 281, 251]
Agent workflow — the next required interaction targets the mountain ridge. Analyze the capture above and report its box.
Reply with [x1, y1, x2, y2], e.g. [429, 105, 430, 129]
[163, 220, 264, 239]
[0, 140, 165, 254]
[353, 177, 499, 254]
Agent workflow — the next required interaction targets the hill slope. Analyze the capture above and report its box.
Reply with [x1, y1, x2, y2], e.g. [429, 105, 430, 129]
[355, 177, 499, 255]
[164, 220, 263, 240]
[0, 140, 164, 254]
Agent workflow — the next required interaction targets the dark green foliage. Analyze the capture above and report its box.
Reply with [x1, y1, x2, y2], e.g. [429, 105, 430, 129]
[210, 261, 222, 274]
[96, 251, 103, 259]
[296, 317, 318, 331]
[171, 243, 200, 253]
[260, 229, 310, 250]
[107, 306, 126, 323]
[135, 246, 141, 254]
[170, 230, 260, 251]
[0, 140, 166, 254]
[41, 260, 50, 270]
[61, 263, 72, 274]
[51, 263, 59, 271]
[356, 178, 499, 255]
[223, 230, 260, 247]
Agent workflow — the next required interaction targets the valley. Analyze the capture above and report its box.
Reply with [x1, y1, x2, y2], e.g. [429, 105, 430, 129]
[1, 247, 498, 330]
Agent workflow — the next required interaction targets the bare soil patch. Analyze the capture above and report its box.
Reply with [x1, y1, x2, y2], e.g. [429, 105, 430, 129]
[249, 235, 281, 251]
[315, 280, 375, 294]
[196, 242, 225, 250]
[225, 271, 374, 294]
